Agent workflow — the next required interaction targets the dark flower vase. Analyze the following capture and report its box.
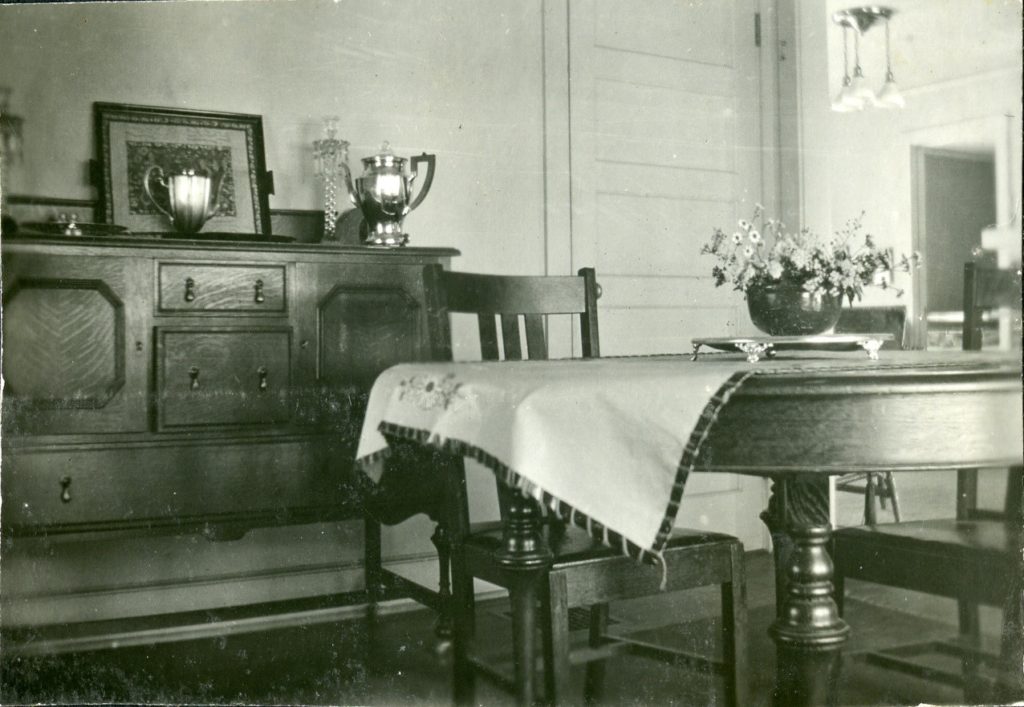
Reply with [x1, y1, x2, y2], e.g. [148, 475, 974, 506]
[746, 283, 841, 336]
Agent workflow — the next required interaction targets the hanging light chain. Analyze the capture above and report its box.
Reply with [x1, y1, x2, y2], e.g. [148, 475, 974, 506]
[884, 18, 895, 81]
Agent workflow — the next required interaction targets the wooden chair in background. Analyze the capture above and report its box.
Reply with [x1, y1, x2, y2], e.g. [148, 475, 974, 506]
[832, 263, 1023, 703]
[425, 265, 749, 706]
[832, 306, 908, 525]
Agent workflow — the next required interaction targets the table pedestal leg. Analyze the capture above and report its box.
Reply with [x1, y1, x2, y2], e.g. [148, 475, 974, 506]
[768, 476, 849, 707]
[494, 491, 552, 707]
[761, 478, 792, 619]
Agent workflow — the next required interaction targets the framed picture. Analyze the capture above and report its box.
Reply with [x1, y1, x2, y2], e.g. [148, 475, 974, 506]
[94, 102, 272, 235]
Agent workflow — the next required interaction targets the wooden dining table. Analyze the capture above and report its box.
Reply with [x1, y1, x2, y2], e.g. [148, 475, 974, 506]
[355, 350, 1023, 706]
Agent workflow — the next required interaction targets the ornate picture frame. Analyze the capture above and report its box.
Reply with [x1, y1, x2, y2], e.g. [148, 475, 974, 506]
[94, 102, 272, 235]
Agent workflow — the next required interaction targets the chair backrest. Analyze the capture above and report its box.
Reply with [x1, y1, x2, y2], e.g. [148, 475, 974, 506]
[423, 265, 601, 522]
[423, 265, 600, 362]
[834, 306, 908, 350]
[957, 262, 1023, 522]
[961, 262, 1022, 351]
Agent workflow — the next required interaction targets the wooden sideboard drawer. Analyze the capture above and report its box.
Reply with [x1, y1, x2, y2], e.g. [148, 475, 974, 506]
[1, 439, 349, 533]
[157, 263, 286, 313]
[156, 327, 292, 429]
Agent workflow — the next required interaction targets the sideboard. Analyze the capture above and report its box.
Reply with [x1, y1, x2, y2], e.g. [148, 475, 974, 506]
[0, 235, 457, 646]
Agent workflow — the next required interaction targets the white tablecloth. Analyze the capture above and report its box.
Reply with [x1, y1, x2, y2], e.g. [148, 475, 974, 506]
[355, 352, 1018, 575]
[356, 356, 756, 571]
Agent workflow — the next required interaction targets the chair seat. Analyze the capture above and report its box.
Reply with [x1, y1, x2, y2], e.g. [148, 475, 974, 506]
[836, 519, 1020, 559]
[465, 521, 738, 565]
[834, 519, 1019, 606]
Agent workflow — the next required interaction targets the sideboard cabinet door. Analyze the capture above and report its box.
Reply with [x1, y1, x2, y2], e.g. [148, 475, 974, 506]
[291, 262, 430, 443]
[2, 253, 149, 435]
[301, 262, 429, 389]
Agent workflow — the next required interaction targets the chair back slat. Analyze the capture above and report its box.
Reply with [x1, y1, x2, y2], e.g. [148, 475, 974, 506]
[500, 314, 523, 360]
[478, 314, 500, 361]
[423, 262, 454, 362]
[523, 315, 548, 359]
[579, 267, 601, 358]
[1006, 466, 1023, 522]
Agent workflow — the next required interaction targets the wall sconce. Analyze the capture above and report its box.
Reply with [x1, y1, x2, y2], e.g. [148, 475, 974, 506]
[831, 6, 904, 112]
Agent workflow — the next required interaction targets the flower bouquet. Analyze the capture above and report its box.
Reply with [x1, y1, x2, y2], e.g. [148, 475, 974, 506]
[701, 205, 919, 335]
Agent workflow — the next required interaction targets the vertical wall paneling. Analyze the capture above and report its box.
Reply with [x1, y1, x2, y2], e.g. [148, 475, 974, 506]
[564, 0, 774, 549]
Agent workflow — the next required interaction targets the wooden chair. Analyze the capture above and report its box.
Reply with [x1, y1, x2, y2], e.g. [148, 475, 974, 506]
[425, 265, 749, 706]
[832, 306, 908, 525]
[832, 263, 1023, 702]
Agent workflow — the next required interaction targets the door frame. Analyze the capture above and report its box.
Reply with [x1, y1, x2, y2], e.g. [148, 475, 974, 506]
[907, 116, 1017, 349]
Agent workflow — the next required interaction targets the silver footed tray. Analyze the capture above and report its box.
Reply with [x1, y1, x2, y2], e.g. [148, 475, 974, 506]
[691, 333, 895, 364]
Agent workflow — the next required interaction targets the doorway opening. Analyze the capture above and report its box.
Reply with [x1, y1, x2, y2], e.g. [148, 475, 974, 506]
[911, 146, 997, 349]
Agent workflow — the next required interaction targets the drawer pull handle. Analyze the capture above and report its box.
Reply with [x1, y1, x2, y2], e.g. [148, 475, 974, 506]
[184, 277, 197, 302]
[60, 476, 72, 504]
[189, 366, 201, 390]
[254, 279, 265, 304]
[257, 366, 269, 391]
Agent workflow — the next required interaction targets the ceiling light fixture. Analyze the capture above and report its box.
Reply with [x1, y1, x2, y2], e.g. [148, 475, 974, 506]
[831, 6, 903, 112]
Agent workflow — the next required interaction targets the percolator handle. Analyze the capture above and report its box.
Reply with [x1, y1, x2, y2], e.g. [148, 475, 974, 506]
[407, 153, 436, 213]
[142, 165, 174, 221]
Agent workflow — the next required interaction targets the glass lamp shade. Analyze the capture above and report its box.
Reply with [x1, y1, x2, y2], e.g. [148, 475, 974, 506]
[850, 69, 877, 107]
[876, 74, 905, 108]
[831, 77, 864, 112]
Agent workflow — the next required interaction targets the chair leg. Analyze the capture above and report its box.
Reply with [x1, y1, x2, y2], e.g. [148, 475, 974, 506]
[721, 544, 749, 707]
[430, 522, 454, 645]
[864, 473, 878, 525]
[583, 603, 609, 705]
[449, 564, 476, 705]
[443, 458, 476, 706]
[363, 516, 385, 671]
[885, 471, 902, 522]
[542, 573, 573, 706]
[958, 599, 984, 701]
[364, 515, 385, 602]
[995, 562, 1024, 702]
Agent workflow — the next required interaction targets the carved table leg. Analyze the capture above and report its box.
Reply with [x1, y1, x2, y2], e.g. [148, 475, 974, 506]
[760, 477, 792, 619]
[494, 491, 552, 707]
[768, 474, 849, 707]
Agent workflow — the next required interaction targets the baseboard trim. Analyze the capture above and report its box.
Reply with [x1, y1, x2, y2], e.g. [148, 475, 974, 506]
[4, 586, 508, 657]
[1, 552, 507, 656]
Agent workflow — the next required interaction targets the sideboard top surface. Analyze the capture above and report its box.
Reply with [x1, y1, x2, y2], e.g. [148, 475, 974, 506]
[1, 235, 460, 262]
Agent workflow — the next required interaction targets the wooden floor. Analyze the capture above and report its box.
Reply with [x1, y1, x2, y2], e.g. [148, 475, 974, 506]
[2, 549, 1001, 706]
